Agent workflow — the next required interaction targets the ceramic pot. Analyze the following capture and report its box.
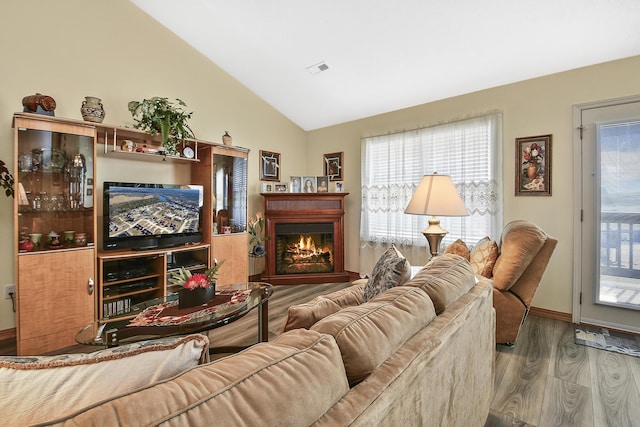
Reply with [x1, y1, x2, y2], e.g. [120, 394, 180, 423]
[252, 245, 266, 257]
[222, 131, 232, 146]
[80, 96, 105, 123]
[526, 164, 539, 180]
[179, 285, 216, 309]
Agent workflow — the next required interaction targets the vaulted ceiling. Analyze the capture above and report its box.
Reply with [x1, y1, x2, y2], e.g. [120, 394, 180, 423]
[130, 0, 640, 130]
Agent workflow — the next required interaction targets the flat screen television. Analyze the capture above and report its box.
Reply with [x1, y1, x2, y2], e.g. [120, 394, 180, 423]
[103, 181, 203, 251]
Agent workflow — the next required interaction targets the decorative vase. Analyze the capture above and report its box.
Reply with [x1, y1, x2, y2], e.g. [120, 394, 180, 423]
[526, 164, 539, 180]
[252, 244, 266, 257]
[80, 96, 105, 123]
[222, 131, 232, 146]
[178, 285, 216, 309]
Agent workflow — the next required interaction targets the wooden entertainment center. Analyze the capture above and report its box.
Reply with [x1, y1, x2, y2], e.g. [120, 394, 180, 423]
[12, 113, 249, 355]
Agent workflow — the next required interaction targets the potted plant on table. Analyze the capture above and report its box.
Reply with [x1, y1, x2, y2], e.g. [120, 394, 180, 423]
[127, 97, 195, 157]
[0, 160, 14, 199]
[169, 260, 225, 309]
[248, 212, 269, 256]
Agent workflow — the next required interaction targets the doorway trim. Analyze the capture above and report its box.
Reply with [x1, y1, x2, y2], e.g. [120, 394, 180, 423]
[572, 94, 640, 325]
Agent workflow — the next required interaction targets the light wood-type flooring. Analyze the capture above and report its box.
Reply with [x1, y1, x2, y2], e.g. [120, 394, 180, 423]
[2, 282, 640, 427]
[486, 314, 640, 427]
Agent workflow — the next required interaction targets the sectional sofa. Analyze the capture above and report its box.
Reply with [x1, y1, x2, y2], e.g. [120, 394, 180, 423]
[1, 254, 494, 426]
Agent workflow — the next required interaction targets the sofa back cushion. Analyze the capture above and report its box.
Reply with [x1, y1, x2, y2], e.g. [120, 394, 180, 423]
[0, 334, 209, 426]
[311, 286, 435, 386]
[281, 283, 365, 332]
[46, 329, 349, 427]
[404, 253, 477, 314]
[493, 220, 547, 291]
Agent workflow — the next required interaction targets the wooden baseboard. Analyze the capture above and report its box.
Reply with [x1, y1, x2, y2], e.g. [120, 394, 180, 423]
[529, 306, 572, 323]
[0, 328, 16, 342]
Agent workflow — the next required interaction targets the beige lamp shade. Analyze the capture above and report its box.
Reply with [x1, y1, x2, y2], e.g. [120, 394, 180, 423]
[405, 173, 468, 217]
[405, 173, 469, 258]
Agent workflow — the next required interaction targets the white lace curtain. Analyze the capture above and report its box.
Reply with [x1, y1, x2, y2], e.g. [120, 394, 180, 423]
[360, 112, 503, 274]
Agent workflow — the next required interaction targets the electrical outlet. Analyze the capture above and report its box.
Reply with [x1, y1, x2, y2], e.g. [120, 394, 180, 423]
[4, 284, 15, 300]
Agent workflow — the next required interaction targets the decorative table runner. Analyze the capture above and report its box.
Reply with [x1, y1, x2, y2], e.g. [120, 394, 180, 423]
[128, 289, 251, 327]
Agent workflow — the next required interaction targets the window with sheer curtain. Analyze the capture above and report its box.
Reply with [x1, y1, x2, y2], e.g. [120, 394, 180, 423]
[360, 112, 503, 272]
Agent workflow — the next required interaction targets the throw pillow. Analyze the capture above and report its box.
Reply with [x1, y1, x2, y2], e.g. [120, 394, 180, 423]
[362, 244, 411, 301]
[0, 334, 209, 426]
[469, 236, 499, 278]
[444, 239, 470, 260]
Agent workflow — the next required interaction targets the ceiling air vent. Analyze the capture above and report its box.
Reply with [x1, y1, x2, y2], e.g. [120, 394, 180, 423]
[306, 61, 329, 75]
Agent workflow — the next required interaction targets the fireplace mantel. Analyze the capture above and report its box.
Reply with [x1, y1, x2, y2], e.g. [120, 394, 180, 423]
[261, 193, 350, 285]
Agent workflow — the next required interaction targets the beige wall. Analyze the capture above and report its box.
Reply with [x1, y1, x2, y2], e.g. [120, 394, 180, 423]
[1, 1, 640, 332]
[308, 55, 640, 315]
[0, 1, 307, 331]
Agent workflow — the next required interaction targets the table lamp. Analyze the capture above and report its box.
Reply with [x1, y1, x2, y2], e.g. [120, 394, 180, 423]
[405, 173, 469, 258]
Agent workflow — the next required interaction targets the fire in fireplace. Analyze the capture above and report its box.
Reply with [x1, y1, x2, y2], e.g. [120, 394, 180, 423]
[275, 223, 334, 275]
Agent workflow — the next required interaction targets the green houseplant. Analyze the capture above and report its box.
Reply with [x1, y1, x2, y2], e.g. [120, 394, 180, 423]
[0, 160, 14, 199]
[127, 97, 195, 156]
[169, 260, 225, 308]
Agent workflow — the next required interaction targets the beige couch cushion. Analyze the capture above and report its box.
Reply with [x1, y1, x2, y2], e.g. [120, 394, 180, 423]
[281, 283, 365, 332]
[493, 220, 547, 291]
[311, 286, 436, 386]
[0, 334, 209, 426]
[404, 253, 476, 314]
[47, 329, 349, 427]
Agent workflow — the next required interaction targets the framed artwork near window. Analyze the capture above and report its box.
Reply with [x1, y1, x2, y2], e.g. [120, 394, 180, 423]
[515, 134, 552, 196]
[261, 182, 273, 193]
[323, 152, 343, 181]
[260, 150, 280, 181]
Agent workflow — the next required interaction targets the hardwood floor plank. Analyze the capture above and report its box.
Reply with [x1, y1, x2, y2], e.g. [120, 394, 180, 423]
[548, 320, 591, 388]
[491, 316, 555, 425]
[538, 376, 594, 427]
[588, 346, 640, 427]
[484, 409, 535, 427]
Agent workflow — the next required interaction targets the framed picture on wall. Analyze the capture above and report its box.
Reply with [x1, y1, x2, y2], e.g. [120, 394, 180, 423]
[515, 134, 552, 196]
[323, 152, 343, 181]
[260, 150, 280, 181]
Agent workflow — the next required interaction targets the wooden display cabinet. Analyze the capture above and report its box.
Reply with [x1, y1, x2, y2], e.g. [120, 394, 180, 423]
[192, 145, 249, 288]
[12, 113, 250, 353]
[13, 114, 97, 355]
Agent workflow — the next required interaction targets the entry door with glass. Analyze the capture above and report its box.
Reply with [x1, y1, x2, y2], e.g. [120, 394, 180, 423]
[578, 98, 640, 332]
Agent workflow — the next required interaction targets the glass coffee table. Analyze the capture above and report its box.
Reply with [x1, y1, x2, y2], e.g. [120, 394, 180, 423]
[76, 282, 273, 353]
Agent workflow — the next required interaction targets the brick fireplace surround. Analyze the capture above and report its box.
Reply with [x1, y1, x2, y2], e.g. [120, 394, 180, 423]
[261, 192, 350, 285]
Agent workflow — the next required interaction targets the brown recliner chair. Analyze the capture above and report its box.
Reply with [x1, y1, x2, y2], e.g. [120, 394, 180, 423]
[490, 220, 557, 344]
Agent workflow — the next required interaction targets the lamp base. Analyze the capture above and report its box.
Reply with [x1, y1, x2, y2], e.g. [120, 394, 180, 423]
[421, 216, 448, 259]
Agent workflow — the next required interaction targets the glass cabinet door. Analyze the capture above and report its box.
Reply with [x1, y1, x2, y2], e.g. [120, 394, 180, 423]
[16, 127, 95, 251]
[212, 153, 247, 234]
